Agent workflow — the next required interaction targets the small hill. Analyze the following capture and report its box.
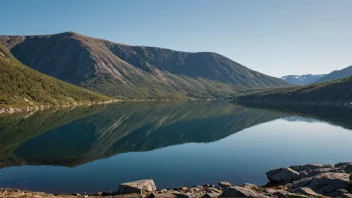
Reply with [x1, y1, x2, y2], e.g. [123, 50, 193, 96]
[281, 74, 326, 85]
[0, 32, 290, 99]
[232, 76, 352, 105]
[315, 65, 352, 83]
[0, 43, 112, 110]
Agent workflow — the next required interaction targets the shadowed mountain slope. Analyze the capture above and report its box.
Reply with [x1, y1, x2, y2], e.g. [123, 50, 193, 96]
[315, 65, 352, 83]
[0, 43, 112, 109]
[0, 32, 290, 99]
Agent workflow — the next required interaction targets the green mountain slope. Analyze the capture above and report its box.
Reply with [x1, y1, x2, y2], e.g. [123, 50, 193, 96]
[0, 43, 112, 110]
[232, 76, 352, 105]
[0, 32, 290, 99]
[315, 65, 352, 83]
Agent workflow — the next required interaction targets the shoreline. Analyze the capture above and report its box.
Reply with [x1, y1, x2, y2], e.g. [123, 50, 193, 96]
[1, 162, 351, 198]
[0, 99, 121, 114]
[0, 98, 215, 115]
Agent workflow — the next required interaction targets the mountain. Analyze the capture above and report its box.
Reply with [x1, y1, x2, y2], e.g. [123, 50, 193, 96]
[0, 43, 112, 110]
[281, 74, 326, 85]
[0, 32, 290, 99]
[315, 65, 352, 83]
[232, 76, 352, 105]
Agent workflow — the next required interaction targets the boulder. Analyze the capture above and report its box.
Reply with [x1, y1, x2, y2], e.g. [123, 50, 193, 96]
[289, 164, 323, 172]
[266, 168, 299, 183]
[283, 192, 309, 198]
[304, 167, 345, 178]
[205, 187, 221, 194]
[292, 172, 350, 196]
[292, 187, 318, 196]
[218, 182, 231, 189]
[175, 193, 192, 198]
[335, 162, 352, 168]
[345, 165, 352, 173]
[219, 186, 269, 198]
[117, 179, 156, 194]
[150, 192, 176, 198]
[239, 183, 261, 191]
[201, 192, 221, 198]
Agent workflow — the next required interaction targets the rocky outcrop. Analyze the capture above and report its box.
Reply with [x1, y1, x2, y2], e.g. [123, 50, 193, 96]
[292, 172, 350, 196]
[266, 167, 299, 183]
[219, 186, 268, 198]
[292, 187, 319, 196]
[1, 162, 352, 198]
[218, 182, 231, 189]
[117, 179, 156, 194]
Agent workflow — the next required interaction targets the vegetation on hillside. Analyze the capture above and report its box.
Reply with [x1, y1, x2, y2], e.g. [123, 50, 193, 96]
[1, 32, 290, 99]
[232, 76, 352, 105]
[0, 44, 112, 109]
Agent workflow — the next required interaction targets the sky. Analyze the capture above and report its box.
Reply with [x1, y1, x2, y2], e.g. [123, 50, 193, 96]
[0, 0, 351, 77]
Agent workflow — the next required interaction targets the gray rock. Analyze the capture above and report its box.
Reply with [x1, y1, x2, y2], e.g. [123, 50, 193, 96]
[201, 192, 221, 198]
[150, 193, 177, 198]
[292, 172, 350, 196]
[289, 164, 322, 172]
[239, 183, 260, 191]
[266, 168, 300, 183]
[176, 187, 189, 192]
[272, 190, 287, 197]
[218, 182, 231, 189]
[292, 187, 318, 196]
[345, 165, 352, 173]
[342, 193, 352, 198]
[335, 162, 352, 168]
[175, 193, 192, 198]
[303, 167, 345, 178]
[219, 186, 269, 198]
[298, 171, 308, 179]
[283, 192, 309, 198]
[118, 179, 156, 194]
[205, 187, 221, 194]
[190, 187, 202, 192]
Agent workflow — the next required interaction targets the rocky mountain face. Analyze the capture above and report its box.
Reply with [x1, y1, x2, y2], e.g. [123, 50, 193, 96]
[281, 74, 326, 85]
[0, 32, 290, 99]
[315, 65, 352, 83]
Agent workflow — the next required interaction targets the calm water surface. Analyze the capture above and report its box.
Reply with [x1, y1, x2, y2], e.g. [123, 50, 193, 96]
[0, 101, 351, 193]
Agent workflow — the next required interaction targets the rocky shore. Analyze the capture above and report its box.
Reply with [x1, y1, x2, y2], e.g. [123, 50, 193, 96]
[0, 100, 119, 114]
[1, 162, 351, 198]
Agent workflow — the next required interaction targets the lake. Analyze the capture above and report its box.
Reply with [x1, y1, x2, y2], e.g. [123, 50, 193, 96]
[0, 101, 351, 194]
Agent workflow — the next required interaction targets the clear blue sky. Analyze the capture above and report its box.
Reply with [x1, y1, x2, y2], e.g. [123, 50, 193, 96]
[1, 0, 351, 77]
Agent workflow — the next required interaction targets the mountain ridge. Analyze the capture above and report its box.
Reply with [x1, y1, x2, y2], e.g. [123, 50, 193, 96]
[0, 31, 291, 99]
[315, 65, 352, 83]
[281, 74, 326, 85]
[232, 75, 352, 106]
